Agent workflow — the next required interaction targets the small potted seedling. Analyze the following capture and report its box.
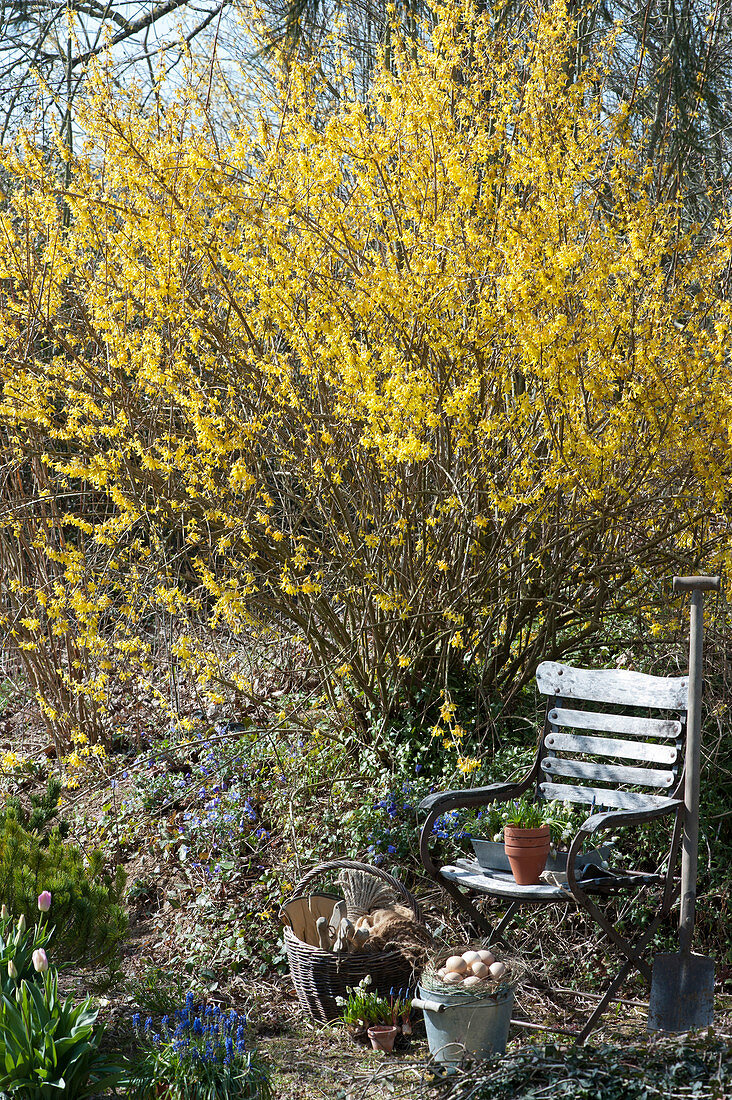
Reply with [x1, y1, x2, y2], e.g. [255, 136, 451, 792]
[335, 977, 411, 1053]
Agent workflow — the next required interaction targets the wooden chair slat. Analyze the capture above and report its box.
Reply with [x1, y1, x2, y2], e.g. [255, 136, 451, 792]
[549, 707, 683, 740]
[540, 757, 676, 788]
[544, 730, 678, 764]
[539, 782, 675, 810]
[537, 661, 688, 709]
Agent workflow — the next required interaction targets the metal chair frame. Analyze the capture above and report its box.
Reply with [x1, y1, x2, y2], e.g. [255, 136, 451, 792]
[418, 661, 689, 1040]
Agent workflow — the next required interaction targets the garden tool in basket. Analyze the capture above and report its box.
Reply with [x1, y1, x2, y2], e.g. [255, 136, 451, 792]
[648, 575, 720, 1032]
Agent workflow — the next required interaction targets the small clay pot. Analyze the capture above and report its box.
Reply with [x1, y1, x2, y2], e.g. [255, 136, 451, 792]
[504, 824, 551, 884]
[367, 1024, 398, 1053]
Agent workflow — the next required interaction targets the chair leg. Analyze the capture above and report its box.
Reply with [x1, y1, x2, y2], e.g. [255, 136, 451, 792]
[576, 958, 635, 1041]
[433, 876, 514, 946]
[578, 894, 653, 983]
[569, 874, 681, 991]
[573, 908, 670, 1041]
[493, 901, 521, 944]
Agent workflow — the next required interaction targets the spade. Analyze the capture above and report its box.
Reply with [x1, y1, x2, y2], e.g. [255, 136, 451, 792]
[648, 575, 720, 1032]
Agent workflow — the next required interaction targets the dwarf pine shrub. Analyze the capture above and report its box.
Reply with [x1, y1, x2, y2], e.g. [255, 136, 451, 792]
[3, 777, 69, 843]
[0, 810, 127, 964]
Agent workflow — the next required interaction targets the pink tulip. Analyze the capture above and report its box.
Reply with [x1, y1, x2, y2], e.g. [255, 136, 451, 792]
[32, 948, 48, 972]
[38, 891, 52, 912]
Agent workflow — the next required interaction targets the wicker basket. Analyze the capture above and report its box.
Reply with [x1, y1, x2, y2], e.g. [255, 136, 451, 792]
[280, 859, 425, 1023]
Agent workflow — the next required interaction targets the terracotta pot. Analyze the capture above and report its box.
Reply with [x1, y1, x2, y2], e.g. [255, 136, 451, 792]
[367, 1024, 398, 1053]
[504, 824, 551, 884]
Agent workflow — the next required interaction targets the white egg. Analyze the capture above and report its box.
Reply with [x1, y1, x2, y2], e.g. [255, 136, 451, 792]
[445, 955, 468, 974]
[477, 949, 495, 965]
[443, 971, 464, 984]
[436, 968, 447, 979]
[463, 975, 482, 989]
[461, 950, 480, 965]
[489, 960, 506, 979]
[471, 961, 490, 978]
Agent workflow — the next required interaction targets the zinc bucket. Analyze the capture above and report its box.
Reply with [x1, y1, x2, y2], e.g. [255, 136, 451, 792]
[414, 984, 514, 1066]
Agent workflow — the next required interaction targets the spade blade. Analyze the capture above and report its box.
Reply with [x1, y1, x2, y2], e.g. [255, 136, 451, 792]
[648, 952, 715, 1032]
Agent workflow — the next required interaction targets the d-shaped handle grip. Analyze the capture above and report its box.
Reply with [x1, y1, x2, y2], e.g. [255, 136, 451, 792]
[672, 576, 721, 594]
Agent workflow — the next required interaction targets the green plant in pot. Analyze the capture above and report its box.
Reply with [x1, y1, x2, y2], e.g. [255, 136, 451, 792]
[502, 798, 555, 885]
[335, 976, 411, 1044]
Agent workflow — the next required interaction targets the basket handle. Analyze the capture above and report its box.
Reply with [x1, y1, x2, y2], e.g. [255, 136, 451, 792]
[289, 859, 424, 925]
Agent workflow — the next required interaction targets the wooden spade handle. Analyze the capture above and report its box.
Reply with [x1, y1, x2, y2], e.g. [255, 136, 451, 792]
[672, 576, 721, 593]
[674, 575, 721, 952]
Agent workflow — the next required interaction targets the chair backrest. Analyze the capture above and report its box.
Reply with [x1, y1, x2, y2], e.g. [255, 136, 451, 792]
[536, 662, 689, 813]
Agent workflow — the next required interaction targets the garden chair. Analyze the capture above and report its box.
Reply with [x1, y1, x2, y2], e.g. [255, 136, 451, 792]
[418, 660, 692, 1039]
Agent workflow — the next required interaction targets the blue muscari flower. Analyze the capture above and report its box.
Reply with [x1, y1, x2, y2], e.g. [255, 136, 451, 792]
[225, 1037, 234, 1057]
[193, 1017, 203, 1035]
[161, 1015, 169, 1032]
[236, 1038, 247, 1054]
[186, 991, 195, 1008]
[415, 763, 422, 773]
[132, 1013, 140, 1028]
[236, 1024, 245, 1041]
[152, 1033, 161, 1045]
[387, 844, 397, 854]
[144, 1017, 152, 1032]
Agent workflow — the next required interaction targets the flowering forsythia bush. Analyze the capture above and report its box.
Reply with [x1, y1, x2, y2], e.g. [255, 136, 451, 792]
[0, 0, 731, 744]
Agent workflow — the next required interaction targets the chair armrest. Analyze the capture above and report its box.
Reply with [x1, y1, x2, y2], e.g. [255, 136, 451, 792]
[566, 797, 683, 900]
[418, 755, 539, 879]
[576, 797, 683, 838]
[418, 780, 527, 817]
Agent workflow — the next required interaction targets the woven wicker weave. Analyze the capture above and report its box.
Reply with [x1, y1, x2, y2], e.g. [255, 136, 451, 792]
[280, 859, 425, 1022]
